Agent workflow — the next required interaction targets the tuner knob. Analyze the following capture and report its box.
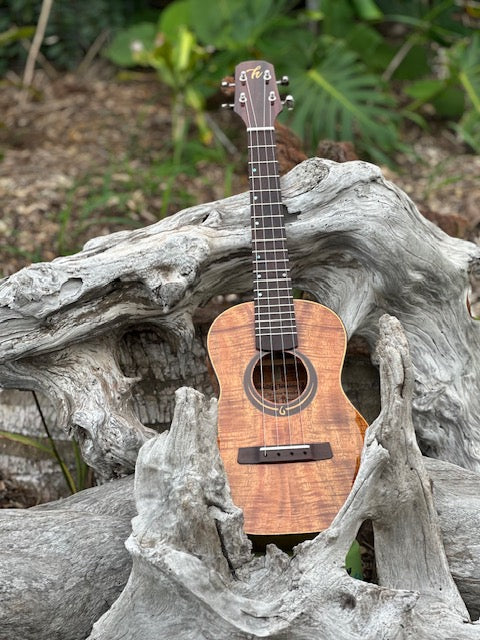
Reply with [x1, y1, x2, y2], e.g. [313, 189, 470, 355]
[282, 94, 295, 110]
[221, 80, 235, 88]
[221, 103, 234, 110]
[277, 75, 289, 86]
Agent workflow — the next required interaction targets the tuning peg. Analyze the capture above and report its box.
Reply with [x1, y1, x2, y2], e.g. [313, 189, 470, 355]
[221, 103, 234, 110]
[282, 94, 295, 110]
[221, 80, 235, 89]
[277, 75, 289, 86]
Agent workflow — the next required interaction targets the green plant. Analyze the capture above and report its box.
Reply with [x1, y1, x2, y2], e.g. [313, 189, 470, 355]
[288, 39, 399, 164]
[0, 391, 91, 494]
[107, 0, 479, 161]
[0, 0, 149, 74]
[106, 3, 211, 161]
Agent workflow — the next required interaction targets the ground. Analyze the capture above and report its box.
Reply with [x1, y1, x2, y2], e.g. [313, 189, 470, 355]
[1, 67, 479, 277]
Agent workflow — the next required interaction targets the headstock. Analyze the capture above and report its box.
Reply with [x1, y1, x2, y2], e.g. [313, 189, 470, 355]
[221, 60, 293, 129]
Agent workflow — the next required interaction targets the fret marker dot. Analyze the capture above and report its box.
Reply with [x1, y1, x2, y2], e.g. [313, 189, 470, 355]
[254, 196, 258, 200]
[252, 167, 257, 172]
[255, 221, 259, 226]
[258, 292, 263, 297]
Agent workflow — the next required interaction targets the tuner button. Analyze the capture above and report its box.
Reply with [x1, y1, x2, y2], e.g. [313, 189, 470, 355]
[221, 103, 234, 110]
[282, 94, 295, 110]
[221, 80, 235, 88]
[277, 75, 289, 86]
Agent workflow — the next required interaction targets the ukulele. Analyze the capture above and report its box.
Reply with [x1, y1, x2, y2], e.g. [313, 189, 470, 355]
[207, 60, 367, 536]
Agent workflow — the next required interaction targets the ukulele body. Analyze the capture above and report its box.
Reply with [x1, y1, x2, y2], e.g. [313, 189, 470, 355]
[207, 298, 367, 536]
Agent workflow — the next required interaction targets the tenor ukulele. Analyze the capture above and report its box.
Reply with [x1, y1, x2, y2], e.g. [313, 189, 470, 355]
[207, 60, 367, 537]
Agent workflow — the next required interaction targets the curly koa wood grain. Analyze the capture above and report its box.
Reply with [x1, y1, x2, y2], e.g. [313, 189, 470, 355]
[0, 158, 479, 479]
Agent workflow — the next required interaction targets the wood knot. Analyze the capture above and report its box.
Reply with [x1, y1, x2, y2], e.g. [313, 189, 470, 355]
[340, 592, 357, 610]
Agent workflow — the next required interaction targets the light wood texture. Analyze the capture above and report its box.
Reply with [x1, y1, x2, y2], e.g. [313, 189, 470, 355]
[208, 299, 366, 535]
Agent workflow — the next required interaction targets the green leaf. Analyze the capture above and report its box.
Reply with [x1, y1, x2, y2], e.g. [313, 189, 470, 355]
[345, 23, 394, 72]
[452, 35, 480, 114]
[453, 110, 480, 153]
[351, 0, 383, 21]
[0, 25, 35, 47]
[432, 85, 465, 118]
[345, 540, 363, 580]
[288, 41, 399, 161]
[104, 23, 157, 68]
[159, 0, 191, 38]
[0, 430, 54, 455]
[405, 78, 445, 100]
[392, 43, 430, 80]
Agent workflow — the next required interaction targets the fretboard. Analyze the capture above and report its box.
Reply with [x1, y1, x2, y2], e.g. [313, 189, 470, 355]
[248, 127, 298, 352]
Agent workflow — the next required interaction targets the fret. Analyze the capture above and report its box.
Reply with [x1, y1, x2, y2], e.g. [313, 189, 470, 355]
[253, 267, 290, 271]
[246, 126, 275, 131]
[254, 308, 295, 313]
[251, 216, 286, 222]
[247, 143, 276, 149]
[255, 303, 295, 309]
[255, 332, 297, 338]
[255, 290, 292, 296]
[255, 318, 296, 323]
[251, 228, 287, 234]
[248, 159, 279, 165]
[251, 202, 284, 207]
[250, 174, 280, 179]
[250, 188, 282, 193]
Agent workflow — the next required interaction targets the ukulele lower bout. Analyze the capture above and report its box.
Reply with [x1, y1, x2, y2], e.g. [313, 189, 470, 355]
[207, 299, 367, 536]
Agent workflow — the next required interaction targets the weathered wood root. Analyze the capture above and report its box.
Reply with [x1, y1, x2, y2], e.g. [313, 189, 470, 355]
[86, 315, 479, 640]
[0, 476, 136, 640]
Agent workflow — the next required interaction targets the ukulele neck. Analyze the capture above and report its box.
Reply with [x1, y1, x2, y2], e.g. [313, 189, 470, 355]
[248, 127, 298, 352]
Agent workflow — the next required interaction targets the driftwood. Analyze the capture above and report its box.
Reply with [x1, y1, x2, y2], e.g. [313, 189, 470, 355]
[1, 157, 480, 638]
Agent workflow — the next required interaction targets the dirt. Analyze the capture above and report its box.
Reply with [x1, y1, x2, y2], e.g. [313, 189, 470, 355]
[0, 68, 241, 275]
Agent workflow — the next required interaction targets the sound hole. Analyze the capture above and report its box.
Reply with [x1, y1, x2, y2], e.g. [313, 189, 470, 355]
[252, 351, 308, 404]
